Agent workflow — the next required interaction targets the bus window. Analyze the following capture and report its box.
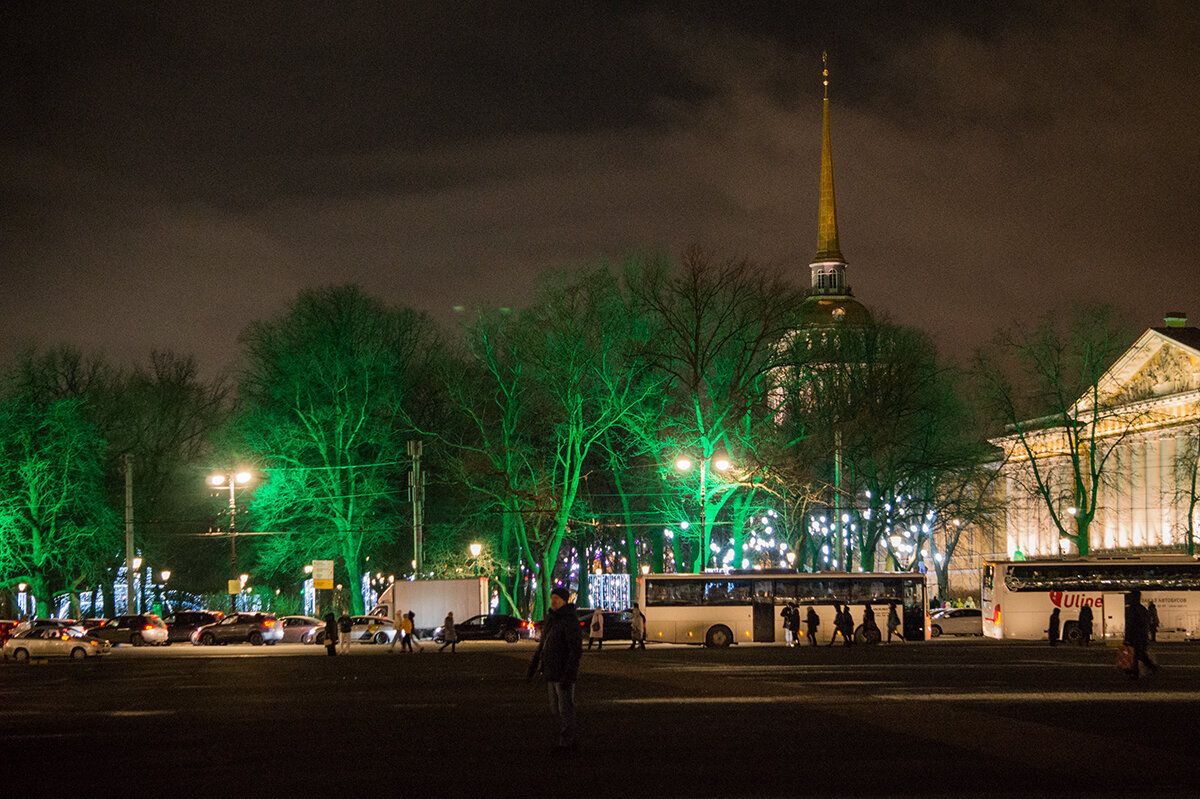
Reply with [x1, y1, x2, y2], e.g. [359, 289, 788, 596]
[646, 579, 704, 606]
[852, 578, 902, 604]
[704, 580, 751, 605]
[774, 581, 798, 602]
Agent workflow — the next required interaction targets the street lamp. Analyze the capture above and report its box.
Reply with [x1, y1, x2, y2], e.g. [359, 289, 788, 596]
[131, 557, 143, 614]
[675, 454, 732, 572]
[209, 470, 254, 611]
[469, 542, 483, 578]
[155, 570, 170, 616]
[17, 582, 27, 619]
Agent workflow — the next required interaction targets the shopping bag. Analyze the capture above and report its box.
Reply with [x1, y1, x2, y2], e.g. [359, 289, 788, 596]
[1116, 644, 1135, 671]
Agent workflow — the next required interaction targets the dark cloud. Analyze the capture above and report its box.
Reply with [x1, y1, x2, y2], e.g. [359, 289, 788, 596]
[2, 2, 1198, 377]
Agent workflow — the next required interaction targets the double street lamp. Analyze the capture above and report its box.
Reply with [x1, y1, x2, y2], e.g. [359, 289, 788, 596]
[209, 471, 254, 611]
[675, 455, 732, 571]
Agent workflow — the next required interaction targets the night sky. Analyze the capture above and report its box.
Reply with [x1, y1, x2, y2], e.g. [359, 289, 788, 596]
[3, 2, 1198, 376]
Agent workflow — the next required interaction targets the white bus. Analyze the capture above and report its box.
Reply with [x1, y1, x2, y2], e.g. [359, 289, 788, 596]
[982, 556, 1200, 642]
[638, 572, 929, 647]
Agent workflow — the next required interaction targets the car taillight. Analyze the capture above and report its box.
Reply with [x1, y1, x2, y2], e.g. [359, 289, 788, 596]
[521, 621, 529, 628]
[263, 620, 275, 627]
[144, 624, 154, 631]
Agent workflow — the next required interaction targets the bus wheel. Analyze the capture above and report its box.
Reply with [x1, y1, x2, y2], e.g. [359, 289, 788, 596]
[705, 625, 733, 648]
[1062, 622, 1082, 645]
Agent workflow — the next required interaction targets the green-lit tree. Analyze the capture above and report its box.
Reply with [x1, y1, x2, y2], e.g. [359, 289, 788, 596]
[236, 285, 441, 614]
[628, 249, 805, 572]
[0, 393, 118, 616]
[441, 266, 662, 616]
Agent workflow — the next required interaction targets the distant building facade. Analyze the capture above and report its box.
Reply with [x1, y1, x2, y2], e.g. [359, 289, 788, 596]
[993, 316, 1200, 559]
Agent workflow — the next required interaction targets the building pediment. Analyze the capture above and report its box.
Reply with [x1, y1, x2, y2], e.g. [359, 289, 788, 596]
[1083, 329, 1200, 412]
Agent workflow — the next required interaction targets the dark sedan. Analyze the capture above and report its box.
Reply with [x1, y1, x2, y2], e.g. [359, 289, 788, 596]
[576, 608, 634, 640]
[163, 610, 224, 644]
[433, 614, 530, 644]
[191, 612, 283, 646]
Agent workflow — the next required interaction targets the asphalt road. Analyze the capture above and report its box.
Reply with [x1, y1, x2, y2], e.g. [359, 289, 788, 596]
[3, 638, 1199, 798]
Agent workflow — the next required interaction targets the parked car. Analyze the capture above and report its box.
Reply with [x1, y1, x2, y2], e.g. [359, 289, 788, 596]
[278, 615, 325, 644]
[575, 608, 634, 641]
[163, 610, 224, 644]
[14, 618, 78, 635]
[77, 618, 107, 633]
[930, 607, 982, 637]
[191, 612, 283, 646]
[3, 627, 111, 661]
[87, 614, 169, 646]
[434, 614, 530, 644]
[312, 615, 397, 645]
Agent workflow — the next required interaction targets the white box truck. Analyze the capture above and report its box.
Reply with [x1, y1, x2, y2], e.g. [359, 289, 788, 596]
[370, 577, 489, 634]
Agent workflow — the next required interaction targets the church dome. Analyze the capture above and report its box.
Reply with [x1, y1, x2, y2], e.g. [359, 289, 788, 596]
[797, 294, 872, 328]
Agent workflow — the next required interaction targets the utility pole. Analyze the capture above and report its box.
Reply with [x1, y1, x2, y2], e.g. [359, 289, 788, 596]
[124, 453, 136, 614]
[408, 440, 425, 576]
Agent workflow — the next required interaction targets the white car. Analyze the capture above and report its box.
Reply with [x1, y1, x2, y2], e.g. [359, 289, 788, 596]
[313, 615, 397, 645]
[3, 627, 112, 661]
[930, 607, 983, 637]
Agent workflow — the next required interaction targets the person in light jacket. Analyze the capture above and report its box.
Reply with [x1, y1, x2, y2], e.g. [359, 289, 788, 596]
[629, 602, 646, 650]
[587, 607, 605, 650]
[337, 613, 352, 654]
[439, 611, 458, 653]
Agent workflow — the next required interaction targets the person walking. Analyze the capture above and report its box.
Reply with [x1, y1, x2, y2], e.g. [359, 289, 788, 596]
[527, 586, 583, 754]
[587, 607, 604, 651]
[1123, 590, 1158, 679]
[389, 607, 405, 653]
[439, 611, 458, 653]
[337, 613, 353, 654]
[861, 602, 879, 644]
[805, 606, 820, 646]
[322, 612, 338, 656]
[828, 605, 846, 646]
[841, 604, 856, 646]
[780, 603, 794, 646]
[1077, 604, 1094, 647]
[629, 602, 646, 650]
[886, 601, 903, 643]
[397, 610, 415, 652]
[1047, 607, 1061, 647]
[1148, 601, 1160, 642]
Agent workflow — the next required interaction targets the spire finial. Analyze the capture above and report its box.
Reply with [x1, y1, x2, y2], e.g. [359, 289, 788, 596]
[813, 50, 843, 265]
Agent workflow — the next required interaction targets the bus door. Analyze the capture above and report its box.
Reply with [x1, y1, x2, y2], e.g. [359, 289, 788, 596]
[902, 578, 926, 640]
[752, 580, 775, 643]
[1102, 593, 1125, 641]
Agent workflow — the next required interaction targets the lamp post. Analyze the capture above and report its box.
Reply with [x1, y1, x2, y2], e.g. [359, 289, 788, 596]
[17, 582, 27, 619]
[469, 542, 482, 577]
[209, 470, 253, 611]
[132, 557, 143, 614]
[155, 570, 170, 616]
[676, 455, 731, 572]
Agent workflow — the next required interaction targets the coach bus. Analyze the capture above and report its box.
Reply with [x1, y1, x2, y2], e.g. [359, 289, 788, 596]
[982, 555, 1200, 642]
[638, 571, 928, 647]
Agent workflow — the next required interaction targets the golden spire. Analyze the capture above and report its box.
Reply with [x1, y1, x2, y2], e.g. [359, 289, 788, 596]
[814, 51, 843, 263]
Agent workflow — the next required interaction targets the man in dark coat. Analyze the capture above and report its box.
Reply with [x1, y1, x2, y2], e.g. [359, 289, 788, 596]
[1124, 590, 1158, 678]
[528, 586, 583, 753]
[1047, 608, 1060, 646]
[805, 606, 820, 646]
[1077, 604, 1094, 647]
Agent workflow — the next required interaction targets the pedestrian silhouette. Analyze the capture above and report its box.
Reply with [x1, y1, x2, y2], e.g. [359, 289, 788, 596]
[886, 601, 903, 643]
[1077, 604, 1093, 647]
[323, 612, 338, 656]
[1047, 608, 1060, 646]
[805, 606, 820, 646]
[1123, 590, 1158, 679]
[1147, 601, 1160, 642]
[629, 602, 646, 649]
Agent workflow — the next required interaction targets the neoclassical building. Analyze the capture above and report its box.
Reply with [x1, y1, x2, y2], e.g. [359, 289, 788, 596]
[993, 316, 1200, 558]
